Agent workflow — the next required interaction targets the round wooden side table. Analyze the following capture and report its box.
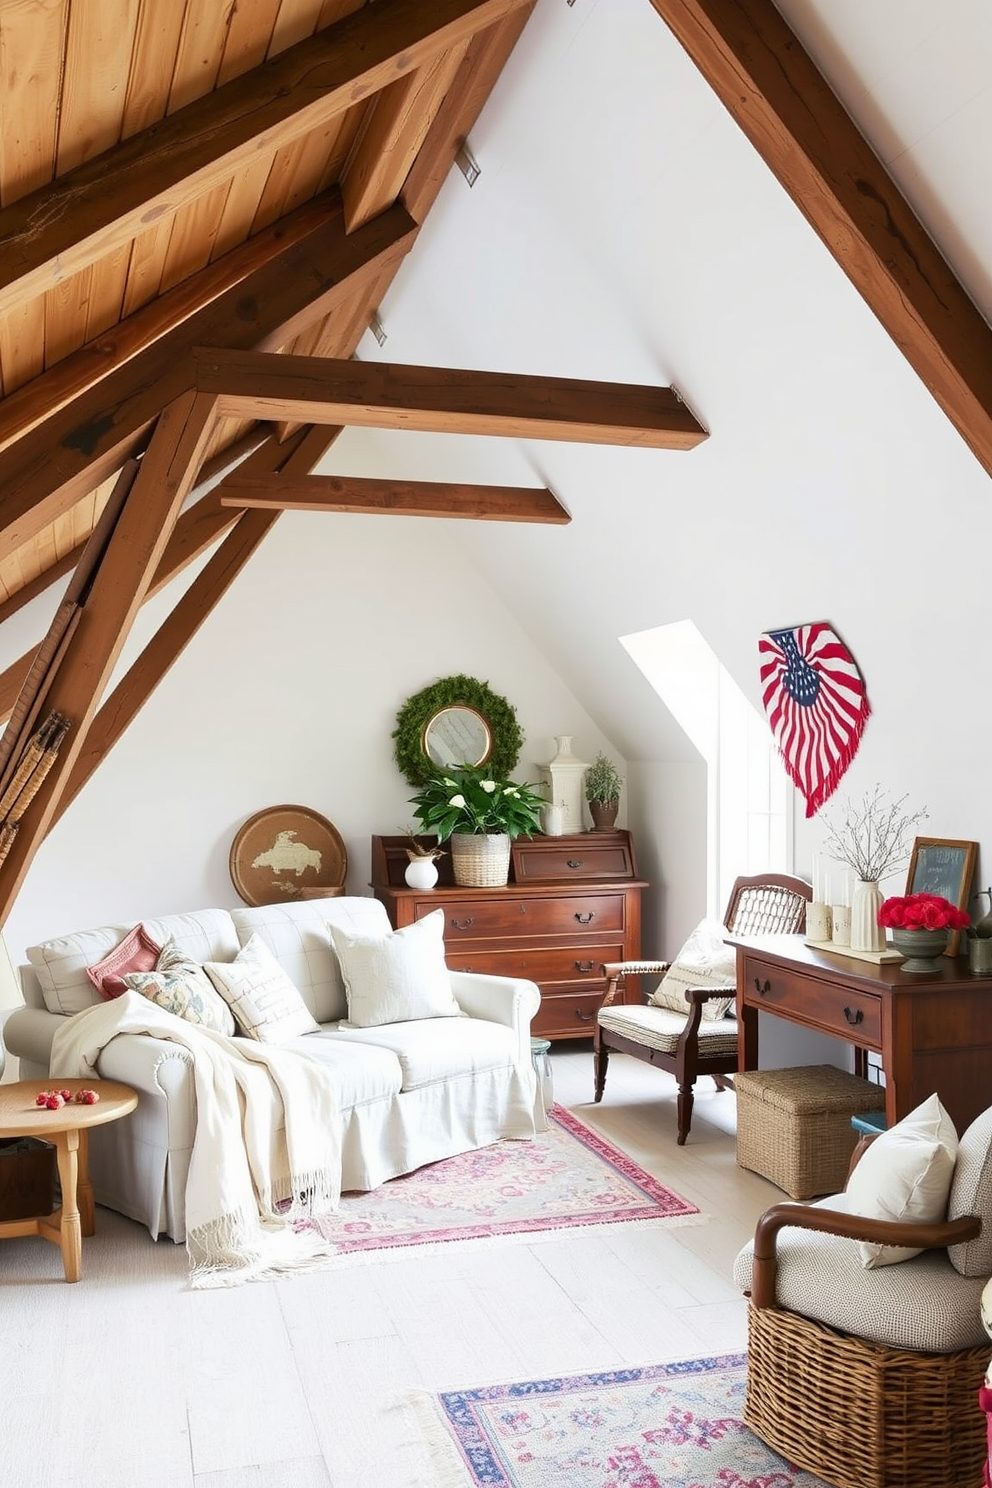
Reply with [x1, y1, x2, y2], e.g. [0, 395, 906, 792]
[0, 1077, 137, 1282]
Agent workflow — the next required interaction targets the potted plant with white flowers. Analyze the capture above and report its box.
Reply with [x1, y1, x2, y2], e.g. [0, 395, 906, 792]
[409, 765, 545, 887]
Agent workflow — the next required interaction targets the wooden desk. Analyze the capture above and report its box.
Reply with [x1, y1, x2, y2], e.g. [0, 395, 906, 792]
[731, 934, 992, 1134]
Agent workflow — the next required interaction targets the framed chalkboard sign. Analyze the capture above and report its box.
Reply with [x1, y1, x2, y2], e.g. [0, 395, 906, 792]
[905, 837, 977, 955]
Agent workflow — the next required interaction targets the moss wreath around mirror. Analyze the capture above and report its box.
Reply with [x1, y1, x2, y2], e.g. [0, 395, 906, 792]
[393, 674, 524, 788]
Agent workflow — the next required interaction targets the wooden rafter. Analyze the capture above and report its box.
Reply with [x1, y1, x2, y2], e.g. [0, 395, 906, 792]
[51, 426, 346, 827]
[219, 473, 569, 523]
[0, 393, 220, 921]
[647, 0, 992, 478]
[196, 350, 708, 449]
[0, 196, 417, 561]
[0, 0, 530, 322]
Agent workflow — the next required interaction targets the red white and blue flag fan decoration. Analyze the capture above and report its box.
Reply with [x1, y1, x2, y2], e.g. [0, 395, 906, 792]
[758, 622, 870, 818]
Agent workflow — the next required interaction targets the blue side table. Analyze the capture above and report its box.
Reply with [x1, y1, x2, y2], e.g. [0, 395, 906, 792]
[851, 1109, 888, 1137]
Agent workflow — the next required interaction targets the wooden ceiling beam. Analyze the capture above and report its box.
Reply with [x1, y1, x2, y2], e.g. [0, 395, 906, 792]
[0, 197, 417, 562]
[0, 199, 335, 456]
[50, 427, 344, 828]
[402, 6, 537, 224]
[0, 0, 530, 321]
[196, 350, 708, 449]
[647, 0, 992, 478]
[219, 473, 570, 523]
[0, 425, 329, 728]
[0, 392, 219, 920]
[341, 42, 471, 233]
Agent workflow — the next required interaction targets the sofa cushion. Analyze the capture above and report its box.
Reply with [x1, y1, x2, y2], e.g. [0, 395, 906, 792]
[279, 1031, 403, 1106]
[205, 933, 320, 1042]
[326, 1016, 518, 1091]
[844, 1093, 959, 1268]
[29, 908, 240, 1017]
[328, 909, 462, 1029]
[86, 923, 162, 1000]
[124, 941, 236, 1035]
[231, 897, 391, 1022]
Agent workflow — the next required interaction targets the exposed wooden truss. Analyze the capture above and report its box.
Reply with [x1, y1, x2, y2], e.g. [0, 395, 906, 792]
[220, 474, 570, 523]
[647, 0, 992, 477]
[196, 350, 708, 448]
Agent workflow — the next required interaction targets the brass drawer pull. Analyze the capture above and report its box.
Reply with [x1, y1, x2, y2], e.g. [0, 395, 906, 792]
[575, 912, 595, 924]
[844, 1006, 864, 1026]
[450, 917, 475, 930]
[754, 977, 770, 996]
[566, 859, 585, 870]
[574, 959, 595, 973]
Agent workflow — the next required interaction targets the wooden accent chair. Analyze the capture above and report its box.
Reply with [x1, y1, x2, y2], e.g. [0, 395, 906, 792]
[593, 872, 811, 1144]
[733, 1109, 992, 1488]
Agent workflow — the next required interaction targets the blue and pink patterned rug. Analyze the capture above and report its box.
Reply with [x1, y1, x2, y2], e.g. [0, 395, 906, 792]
[421, 1353, 828, 1488]
[308, 1104, 700, 1262]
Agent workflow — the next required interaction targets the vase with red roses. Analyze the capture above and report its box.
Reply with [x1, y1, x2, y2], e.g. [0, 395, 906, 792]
[879, 892, 970, 972]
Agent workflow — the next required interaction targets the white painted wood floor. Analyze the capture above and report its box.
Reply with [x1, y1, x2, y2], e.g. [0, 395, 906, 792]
[0, 1046, 786, 1488]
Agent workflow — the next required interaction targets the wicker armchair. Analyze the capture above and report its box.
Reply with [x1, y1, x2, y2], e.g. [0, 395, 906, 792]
[593, 872, 811, 1144]
[733, 1107, 992, 1488]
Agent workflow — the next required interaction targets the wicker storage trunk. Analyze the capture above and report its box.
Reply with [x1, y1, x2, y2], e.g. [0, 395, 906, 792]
[0, 1136, 56, 1220]
[735, 1064, 886, 1199]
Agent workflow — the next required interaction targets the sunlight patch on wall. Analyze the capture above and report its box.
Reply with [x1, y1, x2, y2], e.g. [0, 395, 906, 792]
[621, 620, 790, 913]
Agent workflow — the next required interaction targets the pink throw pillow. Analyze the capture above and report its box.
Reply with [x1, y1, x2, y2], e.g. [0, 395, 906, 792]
[85, 924, 163, 1000]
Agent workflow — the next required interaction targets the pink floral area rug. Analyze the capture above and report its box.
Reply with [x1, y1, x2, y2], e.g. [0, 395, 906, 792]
[410, 1354, 829, 1488]
[304, 1104, 701, 1265]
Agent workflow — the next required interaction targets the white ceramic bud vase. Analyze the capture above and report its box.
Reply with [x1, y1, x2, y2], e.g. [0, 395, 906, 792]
[405, 856, 439, 889]
[850, 879, 884, 953]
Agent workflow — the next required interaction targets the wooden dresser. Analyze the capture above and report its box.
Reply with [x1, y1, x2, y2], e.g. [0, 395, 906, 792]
[370, 832, 646, 1040]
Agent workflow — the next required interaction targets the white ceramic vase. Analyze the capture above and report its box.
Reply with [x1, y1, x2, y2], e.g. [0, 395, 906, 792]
[850, 879, 884, 953]
[404, 856, 439, 889]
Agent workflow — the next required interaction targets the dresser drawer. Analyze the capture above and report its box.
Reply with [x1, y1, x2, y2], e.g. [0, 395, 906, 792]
[446, 943, 624, 985]
[423, 893, 627, 941]
[745, 960, 882, 1047]
[533, 989, 603, 1038]
[513, 834, 636, 882]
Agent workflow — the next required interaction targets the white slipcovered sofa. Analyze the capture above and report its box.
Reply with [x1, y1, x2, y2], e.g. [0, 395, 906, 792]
[4, 895, 541, 1242]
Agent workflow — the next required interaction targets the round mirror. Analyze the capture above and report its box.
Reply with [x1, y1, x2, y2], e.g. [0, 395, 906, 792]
[393, 674, 524, 787]
[423, 706, 491, 769]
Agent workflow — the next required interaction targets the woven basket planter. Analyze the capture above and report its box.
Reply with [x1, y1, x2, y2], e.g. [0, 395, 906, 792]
[745, 1302, 989, 1488]
[450, 832, 511, 887]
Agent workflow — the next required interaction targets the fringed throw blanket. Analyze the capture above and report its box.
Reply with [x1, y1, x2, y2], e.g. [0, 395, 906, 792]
[50, 991, 343, 1287]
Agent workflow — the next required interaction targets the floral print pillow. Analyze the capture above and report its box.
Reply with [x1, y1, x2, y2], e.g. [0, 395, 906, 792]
[123, 939, 236, 1036]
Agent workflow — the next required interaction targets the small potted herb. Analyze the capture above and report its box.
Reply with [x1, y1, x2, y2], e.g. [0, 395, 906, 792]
[584, 752, 623, 831]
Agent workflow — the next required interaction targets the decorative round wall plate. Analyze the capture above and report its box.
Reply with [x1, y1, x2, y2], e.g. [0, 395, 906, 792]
[230, 805, 348, 906]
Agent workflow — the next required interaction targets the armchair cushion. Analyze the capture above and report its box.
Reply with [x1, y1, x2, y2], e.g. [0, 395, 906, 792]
[648, 918, 736, 1020]
[597, 1002, 738, 1056]
[845, 1093, 959, 1268]
[948, 1102, 992, 1277]
[733, 1192, 988, 1352]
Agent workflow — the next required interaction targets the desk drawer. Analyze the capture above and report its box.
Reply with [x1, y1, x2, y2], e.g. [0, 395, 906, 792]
[746, 961, 882, 1047]
[428, 894, 627, 941]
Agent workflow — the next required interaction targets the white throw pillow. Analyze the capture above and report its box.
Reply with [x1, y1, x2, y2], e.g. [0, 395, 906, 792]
[204, 933, 320, 1042]
[328, 909, 461, 1029]
[845, 1093, 959, 1268]
[123, 940, 236, 1035]
[649, 917, 736, 1021]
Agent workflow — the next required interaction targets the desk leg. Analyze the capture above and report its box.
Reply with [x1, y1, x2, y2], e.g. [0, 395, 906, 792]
[737, 1001, 759, 1072]
[53, 1129, 82, 1282]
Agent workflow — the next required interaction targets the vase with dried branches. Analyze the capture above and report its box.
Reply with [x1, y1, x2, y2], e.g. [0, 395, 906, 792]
[821, 786, 929, 953]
